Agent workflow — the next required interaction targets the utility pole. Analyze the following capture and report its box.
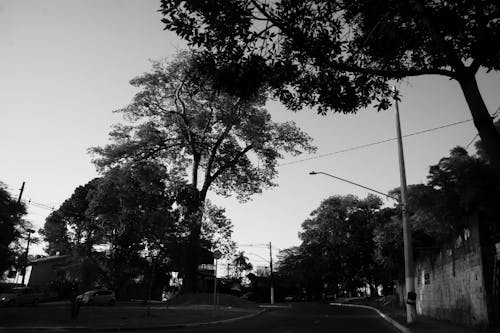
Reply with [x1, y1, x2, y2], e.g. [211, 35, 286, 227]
[17, 181, 25, 204]
[21, 229, 34, 285]
[394, 90, 417, 324]
[17, 182, 30, 286]
[269, 242, 274, 305]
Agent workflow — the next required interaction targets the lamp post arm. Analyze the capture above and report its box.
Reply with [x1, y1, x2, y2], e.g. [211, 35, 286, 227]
[310, 171, 399, 202]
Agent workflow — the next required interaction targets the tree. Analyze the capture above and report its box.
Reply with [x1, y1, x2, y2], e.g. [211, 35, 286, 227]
[161, 0, 500, 178]
[201, 201, 235, 259]
[298, 194, 383, 296]
[85, 162, 180, 292]
[41, 211, 72, 256]
[376, 146, 500, 281]
[90, 52, 315, 292]
[0, 182, 27, 273]
[232, 251, 253, 278]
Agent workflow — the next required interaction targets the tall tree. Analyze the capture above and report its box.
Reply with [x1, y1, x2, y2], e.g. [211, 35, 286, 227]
[90, 52, 315, 292]
[0, 182, 28, 273]
[298, 194, 382, 296]
[161, 0, 500, 178]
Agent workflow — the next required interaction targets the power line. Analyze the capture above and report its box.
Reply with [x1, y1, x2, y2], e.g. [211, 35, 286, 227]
[278, 119, 473, 167]
[23, 199, 55, 211]
[464, 107, 500, 150]
[465, 134, 479, 150]
[236, 243, 269, 248]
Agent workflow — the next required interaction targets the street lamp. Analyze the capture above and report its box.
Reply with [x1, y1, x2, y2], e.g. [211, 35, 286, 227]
[309, 171, 399, 202]
[21, 228, 35, 286]
[310, 167, 416, 323]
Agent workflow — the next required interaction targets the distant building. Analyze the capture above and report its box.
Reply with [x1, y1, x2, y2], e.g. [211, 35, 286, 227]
[255, 265, 270, 277]
[27, 255, 78, 288]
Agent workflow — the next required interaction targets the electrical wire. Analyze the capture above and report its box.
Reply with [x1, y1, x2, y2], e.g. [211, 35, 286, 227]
[464, 107, 500, 150]
[278, 118, 473, 167]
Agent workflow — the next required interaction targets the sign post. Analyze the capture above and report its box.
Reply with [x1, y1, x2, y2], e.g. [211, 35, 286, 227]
[213, 250, 222, 311]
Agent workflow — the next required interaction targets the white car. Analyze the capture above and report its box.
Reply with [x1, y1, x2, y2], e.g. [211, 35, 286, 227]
[76, 289, 116, 305]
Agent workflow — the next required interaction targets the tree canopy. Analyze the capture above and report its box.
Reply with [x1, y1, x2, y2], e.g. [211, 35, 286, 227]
[295, 194, 383, 296]
[90, 51, 315, 292]
[160, 0, 500, 177]
[0, 182, 28, 273]
[42, 161, 235, 292]
[277, 143, 500, 298]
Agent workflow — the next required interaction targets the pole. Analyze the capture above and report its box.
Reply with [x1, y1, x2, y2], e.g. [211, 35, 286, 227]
[269, 242, 274, 305]
[21, 231, 32, 285]
[213, 259, 218, 310]
[147, 259, 154, 316]
[17, 182, 25, 204]
[395, 94, 417, 324]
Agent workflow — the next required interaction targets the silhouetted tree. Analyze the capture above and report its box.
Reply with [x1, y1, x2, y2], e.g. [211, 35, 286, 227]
[297, 194, 382, 296]
[232, 251, 253, 279]
[90, 51, 315, 292]
[0, 182, 28, 273]
[161, 0, 500, 178]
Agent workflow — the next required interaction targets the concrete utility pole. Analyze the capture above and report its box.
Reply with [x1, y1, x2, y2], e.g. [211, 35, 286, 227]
[269, 242, 274, 305]
[394, 90, 417, 324]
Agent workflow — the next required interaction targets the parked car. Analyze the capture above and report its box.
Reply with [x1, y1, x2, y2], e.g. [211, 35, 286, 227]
[0, 287, 44, 306]
[284, 294, 305, 302]
[76, 289, 116, 305]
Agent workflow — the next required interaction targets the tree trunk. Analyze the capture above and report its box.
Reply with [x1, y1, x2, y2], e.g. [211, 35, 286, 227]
[458, 73, 500, 179]
[180, 186, 204, 294]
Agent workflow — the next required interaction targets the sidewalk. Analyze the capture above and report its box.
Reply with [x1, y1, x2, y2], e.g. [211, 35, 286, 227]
[334, 297, 484, 333]
[0, 303, 263, 331]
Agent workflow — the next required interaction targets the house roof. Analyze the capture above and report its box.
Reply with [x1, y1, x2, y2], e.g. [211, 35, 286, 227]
[30, 254, 71, 264]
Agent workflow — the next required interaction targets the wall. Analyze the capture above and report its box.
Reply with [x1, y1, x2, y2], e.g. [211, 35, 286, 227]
[396, 218, 489, 329]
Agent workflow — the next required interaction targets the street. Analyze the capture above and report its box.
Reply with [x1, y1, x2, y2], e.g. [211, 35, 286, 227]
[135, 303, 401, 333]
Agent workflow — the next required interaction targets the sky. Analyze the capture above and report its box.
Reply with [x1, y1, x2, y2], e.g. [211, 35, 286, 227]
[1, 0, 499, 272]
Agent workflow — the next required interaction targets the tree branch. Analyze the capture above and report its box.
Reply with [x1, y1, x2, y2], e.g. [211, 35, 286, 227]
[334, 62, 456, 78]
[249, 0, 456, 79]
[203, 123, 234, 189]
[469, 59, 481, 75]
[202, 144, 254, 198]
[410, 0, 465, 73]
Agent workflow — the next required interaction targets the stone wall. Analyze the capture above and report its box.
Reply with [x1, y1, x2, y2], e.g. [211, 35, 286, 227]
[396, 218, 489, 329]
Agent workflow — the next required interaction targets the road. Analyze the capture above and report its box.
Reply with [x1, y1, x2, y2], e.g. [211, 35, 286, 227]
[134, 303, 401, 333]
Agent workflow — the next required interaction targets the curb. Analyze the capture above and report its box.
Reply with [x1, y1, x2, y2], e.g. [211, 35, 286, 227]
[0, 309, 266, 332]
[330, 302, 411, 333]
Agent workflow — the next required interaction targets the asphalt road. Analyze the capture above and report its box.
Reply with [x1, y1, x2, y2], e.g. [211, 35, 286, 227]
[137, 303, 401, 333]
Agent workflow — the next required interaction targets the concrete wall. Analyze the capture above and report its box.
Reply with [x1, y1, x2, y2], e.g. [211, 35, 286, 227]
[397, 218, 489, 329]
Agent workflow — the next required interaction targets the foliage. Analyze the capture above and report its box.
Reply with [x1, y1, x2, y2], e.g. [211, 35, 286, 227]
[84, 162, 179, 291]
[231, 251, 253, 279]
[160, 0, 500, 177]
[377, 146, 500, 278]
[0, 182, 28, 273]
[42, 162, 236, 293]
[277, 145, 499, 294]
[277, 194, 384, 297]
[90, 51, 315, 292]
[201, 201, 235, 258]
